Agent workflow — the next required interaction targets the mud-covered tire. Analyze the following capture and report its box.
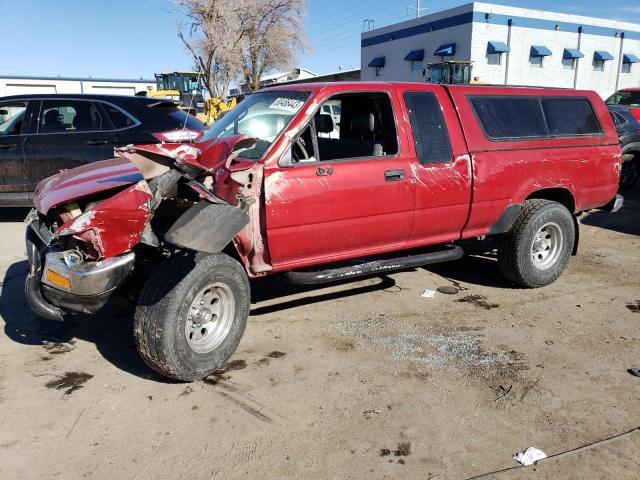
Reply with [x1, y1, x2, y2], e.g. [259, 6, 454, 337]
[134, 253, 250, 382]
[496, 199, 575, 288]
[619, 157, 640, 192]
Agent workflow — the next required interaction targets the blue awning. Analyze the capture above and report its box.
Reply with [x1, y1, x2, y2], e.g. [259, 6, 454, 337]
[404, 49, 424, 61]
[530, 45, 552, 57]
[368, 57, 385, 68]
[563, 48, 584, 59]
[623, 53, 640, 64]
[433, 43, 456, 56]
[487, 41, 510, 54]
[594, 51, 614, 61]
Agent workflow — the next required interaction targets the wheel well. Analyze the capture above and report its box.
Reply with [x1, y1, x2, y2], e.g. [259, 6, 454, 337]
[526, 188, 576, 213]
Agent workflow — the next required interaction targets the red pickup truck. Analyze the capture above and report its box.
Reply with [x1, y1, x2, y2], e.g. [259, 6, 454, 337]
[24, 82, 623, 381]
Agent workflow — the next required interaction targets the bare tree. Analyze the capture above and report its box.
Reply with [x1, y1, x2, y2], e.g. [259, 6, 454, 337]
[238, 0, 306, 92]
[175, 0, 306, 96]
[174, 0, 243, 98]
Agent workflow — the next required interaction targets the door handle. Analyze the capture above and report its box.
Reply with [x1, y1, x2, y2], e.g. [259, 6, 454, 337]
[384, 169, 405, 182]
[85, 139, 108, 145]
[316, 166, 334, 176]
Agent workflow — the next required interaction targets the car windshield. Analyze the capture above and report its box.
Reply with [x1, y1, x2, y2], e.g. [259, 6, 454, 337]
[606, 91, 640, 107]
[200, 90, 310, 160]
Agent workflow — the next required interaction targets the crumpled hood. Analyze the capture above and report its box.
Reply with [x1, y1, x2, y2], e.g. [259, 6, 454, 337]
[34, 157, 144, 214]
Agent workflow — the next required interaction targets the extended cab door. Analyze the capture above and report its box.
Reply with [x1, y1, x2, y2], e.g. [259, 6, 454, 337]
[401, 88, 473, 246]
[23, 99, 117, 190]
[264, 89, 415, 269]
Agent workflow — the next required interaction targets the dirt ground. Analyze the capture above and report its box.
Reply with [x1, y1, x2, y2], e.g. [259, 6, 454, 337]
[1, 189, 639, 480]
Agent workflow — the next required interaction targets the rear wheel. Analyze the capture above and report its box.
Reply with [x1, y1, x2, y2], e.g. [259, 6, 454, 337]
[496, 199, 575, 288]
[134, 253, 250, 381]
[620, 156, 639, 192]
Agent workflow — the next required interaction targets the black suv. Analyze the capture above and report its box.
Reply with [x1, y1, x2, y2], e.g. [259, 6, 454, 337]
[609, 105, 640, 192]
[0, 94, 206, 206]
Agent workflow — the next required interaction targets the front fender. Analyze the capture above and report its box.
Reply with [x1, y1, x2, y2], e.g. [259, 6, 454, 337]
[55, 181, 153, 259]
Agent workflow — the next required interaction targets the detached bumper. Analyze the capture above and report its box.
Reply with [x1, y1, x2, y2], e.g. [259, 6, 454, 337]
[25, 218, 135, 319]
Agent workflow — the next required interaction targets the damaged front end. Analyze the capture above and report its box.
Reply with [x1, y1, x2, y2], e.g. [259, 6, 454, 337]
[24, 136, 261, 320]
[25, 164, 153, 318]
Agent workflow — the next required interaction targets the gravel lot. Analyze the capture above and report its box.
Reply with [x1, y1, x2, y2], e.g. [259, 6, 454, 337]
[1, 188, 639, 480]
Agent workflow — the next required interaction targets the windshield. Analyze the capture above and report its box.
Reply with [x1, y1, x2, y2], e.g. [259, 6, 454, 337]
[157, 74, 202, 93]
[200, 90, 310, 160]
[606, 91, 640, 107]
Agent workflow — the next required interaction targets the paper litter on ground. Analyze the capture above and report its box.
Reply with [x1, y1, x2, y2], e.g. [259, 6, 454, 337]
[514, 446, 548, 466]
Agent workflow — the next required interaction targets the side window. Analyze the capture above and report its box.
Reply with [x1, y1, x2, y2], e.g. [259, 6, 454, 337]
[404, 92, 453, 164]
[0, 102, 28, 136]
[316, 92, 398, 162]
[541, 98, 601, 136]
[470, 96, 603, 141]
[103, 103, 136, 129]
[39, 100, 104, 133]
[470, 96, 548, 139]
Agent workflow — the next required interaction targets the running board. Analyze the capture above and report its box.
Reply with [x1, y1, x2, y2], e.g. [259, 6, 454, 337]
[284, 245, 463, 285]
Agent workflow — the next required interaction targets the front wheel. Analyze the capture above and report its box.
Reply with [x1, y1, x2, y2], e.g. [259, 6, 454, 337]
[496, 199, 575, 288]
[134, 253, 250, 381]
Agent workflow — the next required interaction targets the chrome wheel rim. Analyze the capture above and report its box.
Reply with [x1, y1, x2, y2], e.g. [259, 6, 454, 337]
[531, 222, 563, 270]
[185, 282, 235, 354]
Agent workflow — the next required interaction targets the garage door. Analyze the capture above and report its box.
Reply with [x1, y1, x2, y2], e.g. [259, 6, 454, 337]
[6, 84, 57, 95]
[90, 86, 136, 96]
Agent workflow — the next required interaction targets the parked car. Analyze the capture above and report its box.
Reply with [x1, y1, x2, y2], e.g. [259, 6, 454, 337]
[609, 105, 640, 191]
[605, 88, 640, 121]
[25, 82, 622, 381]
[0, 94, 205, 206]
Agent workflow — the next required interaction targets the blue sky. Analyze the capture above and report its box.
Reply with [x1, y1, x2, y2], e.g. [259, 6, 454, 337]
[1, 0, 639, 79]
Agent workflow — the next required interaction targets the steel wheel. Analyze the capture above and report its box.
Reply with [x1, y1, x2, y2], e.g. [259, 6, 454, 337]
[530, 222, 563, 270]
[185, 282, 236, 354]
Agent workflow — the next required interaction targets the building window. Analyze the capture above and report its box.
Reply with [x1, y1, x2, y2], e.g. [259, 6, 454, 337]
[375, 66, 383, 77]
[411, 60, 423, 72]
[593, 60, 605, 71]
[622, 63, 632, 74]
[487, 53, 501, 65]
[530, 56, 543, 68]
[562, 57, 576, 70]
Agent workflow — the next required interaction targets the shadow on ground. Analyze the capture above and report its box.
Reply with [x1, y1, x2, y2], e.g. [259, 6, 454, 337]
[0, 208, 31, 222]
[581, 186, 640, 236]
[423, 252, 515, 289]
[0, 260, 172, 382]
[0, 261, 397, 380]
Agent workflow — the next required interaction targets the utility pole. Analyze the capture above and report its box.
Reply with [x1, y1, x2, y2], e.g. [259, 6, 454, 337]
[408, 0, 428, 18]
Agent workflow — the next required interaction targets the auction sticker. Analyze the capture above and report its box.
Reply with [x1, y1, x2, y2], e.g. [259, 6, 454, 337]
[269, 97, 305, 113]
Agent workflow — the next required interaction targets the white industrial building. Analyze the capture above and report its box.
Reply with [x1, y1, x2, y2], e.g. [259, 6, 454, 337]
[361, 2, 640, 98]
[0, 75, 156, 97]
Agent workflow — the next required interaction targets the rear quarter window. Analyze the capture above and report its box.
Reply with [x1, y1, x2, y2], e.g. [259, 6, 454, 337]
[469, 95, 602, 141]
[103, 103, 136, 129]
[404, 92, 453, 164]
[541, 98, 601, 136]
[155, 105, 204, 130]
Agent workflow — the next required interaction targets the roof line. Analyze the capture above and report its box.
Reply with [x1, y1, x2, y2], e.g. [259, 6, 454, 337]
[0, 74, 154, 83]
